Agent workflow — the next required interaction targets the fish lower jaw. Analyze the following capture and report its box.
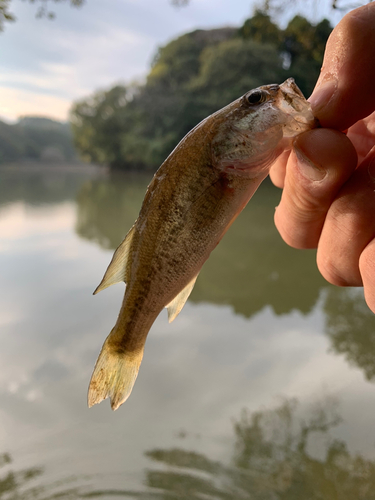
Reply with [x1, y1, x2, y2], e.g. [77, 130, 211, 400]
[282, 118, 316, 138]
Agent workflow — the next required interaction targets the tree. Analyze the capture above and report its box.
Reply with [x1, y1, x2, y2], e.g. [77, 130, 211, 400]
[0, 0, 84, 30]
[239, 9, 281, 45]
[70, 85, 138, 167]
[0, 0, 14, 30]
[281, 15, 333, 95]
[0, 116, 76, 163]
[260, 0, 372, 15]
[0, 0, 192, 30]
[71, 13, 331, 170]
[192, 38, 283, 111]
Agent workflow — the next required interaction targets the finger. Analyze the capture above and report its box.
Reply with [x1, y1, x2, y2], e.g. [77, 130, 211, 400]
[309, 3, 375, 130]
[269, 150, 290, 188]
[274, 128, 357, 249]
[347, 111, 375, 164]
[317, 148, 375, 286]
[359, 239, 375, 313]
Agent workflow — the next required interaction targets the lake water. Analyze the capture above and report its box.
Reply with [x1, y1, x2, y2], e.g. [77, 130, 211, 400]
[1, 164, 375, 499]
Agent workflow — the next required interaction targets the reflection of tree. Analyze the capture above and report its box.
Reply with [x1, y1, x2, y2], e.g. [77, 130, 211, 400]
[75, 172, 149, 249]
[0, 452, 43, 499]
[324, 287, 375, 381]
[75, 174, 327, 317]
[129, 398, 375, 499]
[0, 166, 96, 207]
[191, 179, 326, 317]
[5, 398, 375, 499]
[76, 172, 375, 383]
[0, 451, 83, 500]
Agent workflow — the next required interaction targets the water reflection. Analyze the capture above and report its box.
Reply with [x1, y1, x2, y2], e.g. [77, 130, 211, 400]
[10, 397, 367, 499]
[0, 452, 44, 499]
[325, 287, 375, 381]
[74, 172, 375, 384]
[140, 398, 375, 499]
[75, 173, 327, 316]
[75, 172, 149, 250]
[3, 397, 373, 499]
[2, 165, 375, 500]
[0, 452, 86, 500]
[0, 164, 103, 208]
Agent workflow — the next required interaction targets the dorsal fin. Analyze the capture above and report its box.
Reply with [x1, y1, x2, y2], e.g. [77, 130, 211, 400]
[93, 225, 135, 295]
[166, 275, 198, 323]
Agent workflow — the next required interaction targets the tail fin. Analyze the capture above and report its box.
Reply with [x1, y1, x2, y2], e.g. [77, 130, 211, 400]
[88, 333, 143, 411]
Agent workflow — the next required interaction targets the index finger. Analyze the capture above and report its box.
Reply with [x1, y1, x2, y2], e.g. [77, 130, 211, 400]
[309, 3, 375, 131]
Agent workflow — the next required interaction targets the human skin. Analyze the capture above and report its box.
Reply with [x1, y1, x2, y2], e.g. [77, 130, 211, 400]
[269, 2, 375, 313]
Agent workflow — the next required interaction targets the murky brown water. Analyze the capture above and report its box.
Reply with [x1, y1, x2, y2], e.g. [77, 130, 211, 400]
[1, 164, 375, 499]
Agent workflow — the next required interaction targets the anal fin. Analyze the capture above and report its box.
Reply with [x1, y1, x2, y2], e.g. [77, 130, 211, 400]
[94, 225, 135, 295]
[166, 275, 198, 323]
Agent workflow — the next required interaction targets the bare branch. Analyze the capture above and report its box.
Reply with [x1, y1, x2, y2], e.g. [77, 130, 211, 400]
[170, 0, 190, 6]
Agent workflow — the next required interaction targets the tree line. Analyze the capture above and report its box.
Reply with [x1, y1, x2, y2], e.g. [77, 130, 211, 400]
[0, 116, 77, 163]
[70, 11, 332, 171]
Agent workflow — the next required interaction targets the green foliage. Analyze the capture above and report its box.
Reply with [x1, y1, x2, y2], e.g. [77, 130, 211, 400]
[193, 38, 283, 112]
[71, 13, 332, 171]
[0, 116, 77, 163]
[148, 30, 211, 89]
[71, 85, 135, 167]
[239, 9, 282, 45]
[282, 16, 333, 95]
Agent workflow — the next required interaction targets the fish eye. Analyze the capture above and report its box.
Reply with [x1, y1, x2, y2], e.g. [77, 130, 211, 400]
[246, 90, 267, 105]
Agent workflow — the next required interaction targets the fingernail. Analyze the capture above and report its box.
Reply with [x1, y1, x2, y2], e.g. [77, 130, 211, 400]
[309, 78, 337, 114]
[294, 148, 327, 181]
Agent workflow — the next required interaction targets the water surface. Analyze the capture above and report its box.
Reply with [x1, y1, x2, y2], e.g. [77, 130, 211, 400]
[1, 164, 375, 499]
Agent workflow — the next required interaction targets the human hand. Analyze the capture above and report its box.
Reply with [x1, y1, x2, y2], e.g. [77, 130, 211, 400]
[270, 2, 375, 312]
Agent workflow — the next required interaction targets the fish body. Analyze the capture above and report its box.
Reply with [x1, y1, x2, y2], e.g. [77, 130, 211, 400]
[88, 78, 316, 410]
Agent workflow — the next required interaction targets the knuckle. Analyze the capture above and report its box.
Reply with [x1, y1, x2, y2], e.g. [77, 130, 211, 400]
[288, 187, 327, 222]
[317, 253, 350, 287]
[274, 207, 319, 250]
[317, 232, 363, 287]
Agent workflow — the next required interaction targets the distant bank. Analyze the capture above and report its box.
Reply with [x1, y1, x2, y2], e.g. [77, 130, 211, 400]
[0, 116, 77, 164]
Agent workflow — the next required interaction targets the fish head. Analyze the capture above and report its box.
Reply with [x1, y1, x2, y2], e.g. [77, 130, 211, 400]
[211, 78, 317, 177]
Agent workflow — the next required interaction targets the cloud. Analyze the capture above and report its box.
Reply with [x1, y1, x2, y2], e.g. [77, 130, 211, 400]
[0, 86, 72, 121]
[1, 0, 343, 122]
[0, 0, 259, 122]
[0, 202, 75, 240]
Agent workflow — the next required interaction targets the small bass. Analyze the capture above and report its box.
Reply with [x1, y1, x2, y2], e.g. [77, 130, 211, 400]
[88, 78, 316, 410]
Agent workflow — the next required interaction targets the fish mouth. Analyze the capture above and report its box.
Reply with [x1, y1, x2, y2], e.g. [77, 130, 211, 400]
[278, 78, 317, 130]
[280, 78, 305, 99]
[279, 78, 308, 113]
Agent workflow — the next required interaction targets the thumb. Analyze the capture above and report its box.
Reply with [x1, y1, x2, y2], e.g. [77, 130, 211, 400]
[309, 3, 375, 130]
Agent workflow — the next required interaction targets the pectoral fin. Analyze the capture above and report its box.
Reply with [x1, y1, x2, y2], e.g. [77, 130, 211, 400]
[166, 275, 198, 323]
[93, 225, 135, 295]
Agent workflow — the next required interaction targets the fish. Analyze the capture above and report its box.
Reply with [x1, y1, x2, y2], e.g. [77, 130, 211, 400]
[88, 78, 317, 410]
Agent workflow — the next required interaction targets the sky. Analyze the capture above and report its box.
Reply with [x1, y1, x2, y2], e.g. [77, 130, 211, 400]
[0, 0, 344, 123]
